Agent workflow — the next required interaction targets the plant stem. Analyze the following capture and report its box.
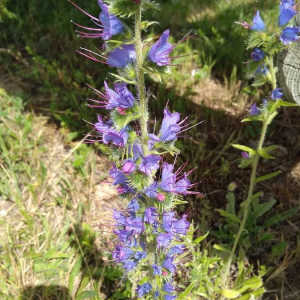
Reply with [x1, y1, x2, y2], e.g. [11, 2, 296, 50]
[221, 55, 277, 288]
[134, 4, 149, 156]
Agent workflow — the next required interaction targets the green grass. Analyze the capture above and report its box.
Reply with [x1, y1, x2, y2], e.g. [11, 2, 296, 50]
[0, 89, 130, 300]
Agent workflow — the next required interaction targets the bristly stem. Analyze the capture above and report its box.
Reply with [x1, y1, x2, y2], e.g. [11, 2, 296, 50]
[221, 55, 277, 288]
[134, 3, 149, 156]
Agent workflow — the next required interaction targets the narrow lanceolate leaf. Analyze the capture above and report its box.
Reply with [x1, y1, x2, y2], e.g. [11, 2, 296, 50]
[221, 289, 241, 299]
[277, 100, 298, 107]
[232, 144, 256, 154]
[193, 231, 209, 245]
[75, 291, 99, 300]
[215, 209, 242, 224]
[178, 281, 196, 299]
[255, 170, 281, 183]
[237, 276, 263, 294]
[213, 244, 231, 254]
[258, 148, 275, 159]
[252, 199, 276, 219]
[109, 73, 137, 84]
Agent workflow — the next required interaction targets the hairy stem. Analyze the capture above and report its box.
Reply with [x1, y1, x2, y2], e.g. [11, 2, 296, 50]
[221, 55, 277, 288]
[134, 4, 149, 156]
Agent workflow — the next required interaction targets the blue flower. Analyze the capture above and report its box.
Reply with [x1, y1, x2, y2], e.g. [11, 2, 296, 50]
[104, 81, 135, 110]
[171, 215, 190, 235]
[139, 155, 161, 176]
[112, 244, 133, 262]
[152, 264, 162, 275]
[124, 259, 137, 271]
[173, 174, 191, 195]
[122, 159, 136, 174]
[113, 229, 133, 243]
[256, 64, 269, 75]
[248, 103, 260, 116]
[157, 233, 173, 248]
[251, 48, 265, 61]
[160, 163, 176, 192]
[135, 283, 152, 297]
[98, 0, 123, 40]
[160, 108, 181, 142]
[70, 0, 123, 40]
[107, 44, 136, 68]
[145, 181, 159, 198]
[164, 283, 175, 293]
[280, 27, 300, 45]
[134, 251, 147, 260]
[125, 217, 144, 234]
[154, 291, 160, 299]
[271, 88, 283, 100]
[110, 165, 127, 186]
[149, 29, 173, 66]
[163, 257, 176, 273]
[127, 198, 140, 213]
[95, 116, 128, 146]
[144, 207, 158, 224]
[279, 3, 297, 27]
[168, 244, 184, 256]
[113, 209, 126, 226]
[164, 295, 177, 300]
[251, 11, 266, 31]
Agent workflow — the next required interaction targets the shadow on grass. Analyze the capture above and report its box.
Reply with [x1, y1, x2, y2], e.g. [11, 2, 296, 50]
[20, 285, 70, 300]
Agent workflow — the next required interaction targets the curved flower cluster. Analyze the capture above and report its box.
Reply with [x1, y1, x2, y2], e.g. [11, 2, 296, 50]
[71, 1, 201, 299]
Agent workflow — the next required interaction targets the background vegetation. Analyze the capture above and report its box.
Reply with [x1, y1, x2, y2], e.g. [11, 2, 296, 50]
[0, 0, 299, 299]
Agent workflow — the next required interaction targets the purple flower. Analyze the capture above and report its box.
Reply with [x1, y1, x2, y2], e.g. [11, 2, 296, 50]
[125, 217, 144, 234]
[251, 48, 265, 61]
[110, 165, 127, 185]
[271, 88, 283, 100]
[251, 11, 266, 31]
[136, 283, 152, 297]
[112, 244, 133, 262]
[155, 291, 160, 299]
[124, 259, 137, 271]
[164, 283, 175, 293]
[249, 103, 260, 116]
[107, 44, 136, 68]
[98, 0, 123, 40]
[128, 198, 140, 211]
[279, 3, 297, 27]
[139, 155, 161, 176]
[160, 163, 176, 192]
[241, 151, 250, 159]
[173, 174, 191, 195]
[164, 295, 177, 300]
[256, 64, 269, 75]
[157, 233, 173, 248]
[280, 27, 300, 45]
[134, 251, 147, 260]
[122, 159, 136, 174]
[113, 209, 126, 226]
[171, 215, 190, 235]
[163, 257, 176, 273]
[160, 108, 181, 142]
[104, 81, 135, 110]
[149, 29, 173, 66]
[95, 116, 128, 146]
[168, 244, 184, 256]
[162, 211, 176, 233]
[70, 0, 123, 40]
[144, 207, 158, 224]
[114, 229, 133, 243]
[152, 264, 162, 275]
[145, 181, 159, 198]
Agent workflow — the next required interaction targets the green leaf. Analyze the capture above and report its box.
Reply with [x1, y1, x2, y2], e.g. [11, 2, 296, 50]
[272, 241, 287, 256]
[252, 199, 276, 219]
[232, 144, 256, 154]
[216, 209, 242, 224]
[262, 207, 299, 229]
[109, 73, 137, 85]
[221, 289, 241, 299]
[213, 244, 231, 254]
[263, 145, 278, 152]
[258, 149, 275, 159]
[237, 276, 263, 294]
[235, 288, 265, 300]
[193, 232, 209, 245]
[76, 291, 98, 300]
[178, 281, 196, 298]
[258, 232, 275, 243]
[69, 257, 82, 293]
[255, 171, 281, 183]
[277, 100, 298, 107]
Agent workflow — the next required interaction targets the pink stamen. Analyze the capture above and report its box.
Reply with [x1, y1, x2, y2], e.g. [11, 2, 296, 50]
[69, 1, 99, 21]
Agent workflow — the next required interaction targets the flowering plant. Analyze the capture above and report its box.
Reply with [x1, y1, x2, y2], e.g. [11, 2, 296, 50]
[71, 0, 201, 298]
